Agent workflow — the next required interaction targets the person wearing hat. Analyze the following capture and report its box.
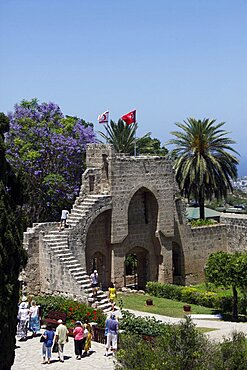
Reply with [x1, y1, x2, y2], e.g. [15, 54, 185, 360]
[90, 270, 99, 299]
[17, 302, 29, 341]
[55, 319, 69, 362]
[21, 296, 29, 309]
[104, 313, 118, 357]
[73, 321, 84, 360]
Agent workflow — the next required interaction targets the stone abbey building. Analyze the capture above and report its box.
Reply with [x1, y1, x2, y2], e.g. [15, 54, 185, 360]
[23, 144, 247, 307]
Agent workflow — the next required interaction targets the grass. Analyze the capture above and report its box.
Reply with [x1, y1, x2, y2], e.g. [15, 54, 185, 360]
[118, 293, 218, 318]
[197, 327, 217, 333]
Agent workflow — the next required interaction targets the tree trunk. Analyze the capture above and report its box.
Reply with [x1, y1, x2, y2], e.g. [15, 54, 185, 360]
[232, 285, 238, 321]
[198, 188, 205, 220]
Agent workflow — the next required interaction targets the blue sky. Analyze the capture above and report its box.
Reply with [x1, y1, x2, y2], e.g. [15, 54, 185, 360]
[1, 0, 247, 174]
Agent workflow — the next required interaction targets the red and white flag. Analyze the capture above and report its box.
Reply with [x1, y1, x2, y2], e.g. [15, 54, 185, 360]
[98, 111, 109, 124]
[121, 110, 136, 125]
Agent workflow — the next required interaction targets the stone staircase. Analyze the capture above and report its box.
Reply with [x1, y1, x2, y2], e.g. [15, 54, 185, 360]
[66, 194, 111, 227]
[42, 194, 113, 312]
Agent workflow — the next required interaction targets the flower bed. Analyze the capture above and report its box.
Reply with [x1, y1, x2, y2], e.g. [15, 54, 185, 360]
[34, 295, 106, 328]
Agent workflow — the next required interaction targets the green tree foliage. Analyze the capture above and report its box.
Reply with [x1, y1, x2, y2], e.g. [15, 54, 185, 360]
[98, 119, 152, 154]
[205, 251, 247, 321]
[136, 136, 168, 156]
[0, 113, 27, 370]
[168, 118, 239, 219]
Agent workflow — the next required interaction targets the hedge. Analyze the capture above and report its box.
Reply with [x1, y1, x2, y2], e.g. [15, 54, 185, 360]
[146, 282, 246, 314]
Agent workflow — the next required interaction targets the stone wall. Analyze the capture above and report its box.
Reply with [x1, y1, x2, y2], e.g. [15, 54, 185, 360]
[220, 213, 247, 253]
[110, 155, 175, 244]
[23, 223, 57, 295]
[173, 199, 228, 285]
[22, 145, 247, 298]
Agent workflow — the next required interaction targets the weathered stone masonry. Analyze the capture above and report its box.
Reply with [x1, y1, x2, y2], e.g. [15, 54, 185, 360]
[23, 144, 247, 301]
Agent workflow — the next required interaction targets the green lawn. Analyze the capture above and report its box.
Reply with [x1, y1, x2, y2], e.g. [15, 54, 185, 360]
[118, 293, 218, 318]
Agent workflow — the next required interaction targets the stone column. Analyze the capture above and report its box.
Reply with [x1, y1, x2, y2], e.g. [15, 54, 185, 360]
[111, 247, 125, 288]
[158, 233, 173, 283]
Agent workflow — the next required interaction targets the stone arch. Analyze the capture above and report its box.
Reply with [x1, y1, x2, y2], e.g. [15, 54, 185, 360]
[125, 184, 160, 228]
[85, 209, 112, 289]
[172, 241, 185, 285]
[124, 246, 149, 290]
[127, 186, 159, 228]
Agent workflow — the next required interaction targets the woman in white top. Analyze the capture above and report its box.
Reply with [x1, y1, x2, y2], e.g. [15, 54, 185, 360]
[29, 300, 40, 336]
[17, 302, 29, 341]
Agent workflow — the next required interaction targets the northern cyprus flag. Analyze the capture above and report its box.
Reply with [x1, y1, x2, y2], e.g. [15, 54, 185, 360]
[98, 111, 109, 124]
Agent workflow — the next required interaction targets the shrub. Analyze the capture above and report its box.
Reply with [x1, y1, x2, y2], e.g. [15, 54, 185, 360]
[220, 331, 247, 369]
[34, 295, 106, 328]
[146, 281, 246, 315]
[146, 282, 182, 300]
[116, 316, 221, 370]
[119, 310, 170, 337]
[190, 219, 216, 227]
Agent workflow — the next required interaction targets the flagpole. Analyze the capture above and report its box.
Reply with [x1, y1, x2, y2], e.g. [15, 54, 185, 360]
[134, 123, 137, 157]
[106, 110, 109, 143]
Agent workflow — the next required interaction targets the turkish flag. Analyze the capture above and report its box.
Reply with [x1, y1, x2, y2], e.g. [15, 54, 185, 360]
[121, 110, 136, 125]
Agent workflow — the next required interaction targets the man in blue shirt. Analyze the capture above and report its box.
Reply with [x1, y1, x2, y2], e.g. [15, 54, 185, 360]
[104, 313, 118, 357]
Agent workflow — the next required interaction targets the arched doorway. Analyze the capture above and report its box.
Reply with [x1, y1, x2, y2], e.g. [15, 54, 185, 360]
[124, 247, 149, 290]
[85, 210, 111, 290]
[88, 251, 107, 290]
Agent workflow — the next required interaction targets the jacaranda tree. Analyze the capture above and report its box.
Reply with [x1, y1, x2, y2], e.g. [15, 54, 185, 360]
[168, 118, 239, 219]
[6, 99, 96, 224]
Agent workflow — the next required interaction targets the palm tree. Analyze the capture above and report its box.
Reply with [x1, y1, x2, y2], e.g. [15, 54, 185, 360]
[168, 118, 239, 219]
[98, 119, 150, 154]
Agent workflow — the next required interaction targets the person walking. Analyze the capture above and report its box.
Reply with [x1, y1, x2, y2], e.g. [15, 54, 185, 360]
[90, 270, 99, 299]
[55, 319, 69, 362]
[17, 302, 29, 341]
[59, 209, 69, 231]
[29, 300, 40, 336]
[73, 321, 84, 360]
[41, 325, 55, 364]
[104, 313, 118, 357]
[108, 282, 117, 311]
[83, 317, 92, 356]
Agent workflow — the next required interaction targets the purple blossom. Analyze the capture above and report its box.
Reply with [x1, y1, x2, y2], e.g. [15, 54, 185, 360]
[5, 99, 96, 222]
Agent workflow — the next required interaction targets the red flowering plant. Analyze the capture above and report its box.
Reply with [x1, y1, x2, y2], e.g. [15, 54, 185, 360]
[34, 295, 106, 328]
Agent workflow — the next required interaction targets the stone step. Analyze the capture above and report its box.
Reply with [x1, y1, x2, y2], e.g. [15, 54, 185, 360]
[45, 228, 69, 239]
[72, 271, 88, 277]
[70, 209, 88, 216]
[43, 239, 68, 244]
[56, 252, 73, 257]
[68, 267, 85, 273]
[97, 302, 112, 311]
[50, 247, 70, 252]
[73, 204, 91, 210]
[59, 256, 76, 262]
[68, 215, 84, 221]
[72, 274, 88, 280]
[66, 222, 77, 227]
[67, 262, 81, 268]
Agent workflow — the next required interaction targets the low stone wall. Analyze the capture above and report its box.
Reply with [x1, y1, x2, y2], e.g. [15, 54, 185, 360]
[184, 223, 227, 284]
[23, 222, 57, 294]
[220, 213, 247, 253]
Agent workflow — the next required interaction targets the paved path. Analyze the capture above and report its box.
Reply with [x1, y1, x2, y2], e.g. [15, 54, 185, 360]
[13, 310, 247, 369]
[13, 332, 115, 370]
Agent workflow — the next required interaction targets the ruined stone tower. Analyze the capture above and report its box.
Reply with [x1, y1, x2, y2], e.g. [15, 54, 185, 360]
[23, 144, 233, 303]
